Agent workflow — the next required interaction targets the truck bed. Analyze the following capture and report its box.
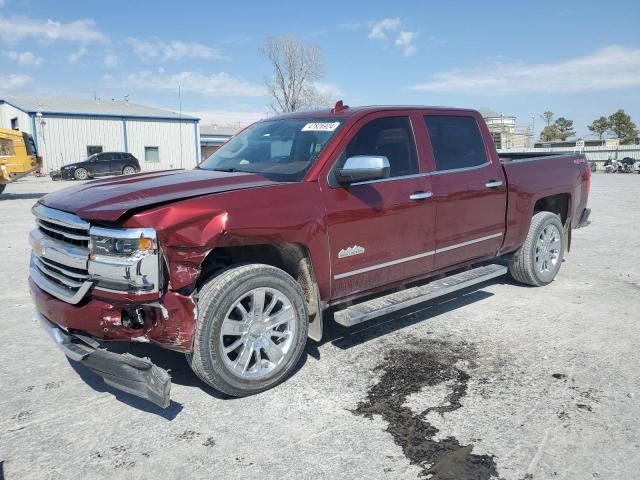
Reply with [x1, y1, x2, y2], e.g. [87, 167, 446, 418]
[498, 152, 589, 254]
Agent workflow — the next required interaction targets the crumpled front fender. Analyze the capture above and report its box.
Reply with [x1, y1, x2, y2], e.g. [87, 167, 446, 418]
[129, 204, 229, 290]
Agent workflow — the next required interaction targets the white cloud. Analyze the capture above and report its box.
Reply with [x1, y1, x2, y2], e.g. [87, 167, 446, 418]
[103, 53, 118, 67]
[368, 18, 418, 57]
[368, 18, 401, 40]
[0, 15, 107, 44]
[313, 82, 343, 100]
[67, 47, 87, 64]
[113, 70, 265, 97]
[0, 73, 33, 91]
[409, 45, 640, 95]
[395, 31, 417, 57]
[128, 38, 223, 62]
[5, 50, 43, 66]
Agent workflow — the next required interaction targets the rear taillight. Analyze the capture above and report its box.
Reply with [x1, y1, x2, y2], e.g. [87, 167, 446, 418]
[585, 163, 591, 195]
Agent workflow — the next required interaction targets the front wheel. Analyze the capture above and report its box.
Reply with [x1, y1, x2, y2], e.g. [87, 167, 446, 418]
[73, 167, 89, 180]
[0, 184, 6, 195]
[187, 264, 309, 396]
[508, 211, 565, 286]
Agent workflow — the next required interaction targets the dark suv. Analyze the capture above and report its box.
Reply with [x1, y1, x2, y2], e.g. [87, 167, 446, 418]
[51, 152, 141, 180]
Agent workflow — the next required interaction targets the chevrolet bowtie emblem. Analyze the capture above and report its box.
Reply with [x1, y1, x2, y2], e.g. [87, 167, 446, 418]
[32, 239, 45, 257]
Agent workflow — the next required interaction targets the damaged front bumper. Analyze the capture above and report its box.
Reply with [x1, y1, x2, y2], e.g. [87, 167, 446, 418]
[37, 312, 171, 408]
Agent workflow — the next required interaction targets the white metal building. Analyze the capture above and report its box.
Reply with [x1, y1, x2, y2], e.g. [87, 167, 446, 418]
[199, 125, 239, 160]
[0, 97, 200, 173]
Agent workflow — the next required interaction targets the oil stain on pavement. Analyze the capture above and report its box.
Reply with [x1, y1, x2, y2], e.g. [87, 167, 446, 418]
[352, 339, 499, 479]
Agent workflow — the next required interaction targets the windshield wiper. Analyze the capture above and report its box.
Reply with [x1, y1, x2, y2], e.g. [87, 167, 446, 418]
[212, 167, 241, 172]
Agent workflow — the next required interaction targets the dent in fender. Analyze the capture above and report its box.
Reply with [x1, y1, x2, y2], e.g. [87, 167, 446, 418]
[138, 206, 229, 290]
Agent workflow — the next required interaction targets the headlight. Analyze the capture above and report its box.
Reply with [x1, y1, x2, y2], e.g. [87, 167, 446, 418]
[91, 232, 156, 257]
[88, 227, 160, 294]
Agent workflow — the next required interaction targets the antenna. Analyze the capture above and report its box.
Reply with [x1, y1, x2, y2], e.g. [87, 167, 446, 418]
[178, 85, 183, 167]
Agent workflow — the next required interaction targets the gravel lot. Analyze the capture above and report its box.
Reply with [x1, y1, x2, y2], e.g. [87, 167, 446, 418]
[1, 173, 639, 480]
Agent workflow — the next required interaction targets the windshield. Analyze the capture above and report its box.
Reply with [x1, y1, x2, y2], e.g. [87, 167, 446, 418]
[199, 118, 343, 182]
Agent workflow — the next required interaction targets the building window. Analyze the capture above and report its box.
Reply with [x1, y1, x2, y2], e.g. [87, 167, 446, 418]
[145, 146, 160, 163]
[10, 117, 19, 130]
[87, 145, 103, 156]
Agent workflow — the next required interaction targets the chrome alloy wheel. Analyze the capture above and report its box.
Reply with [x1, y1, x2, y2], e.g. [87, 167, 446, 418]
[535, 224, 561, 276]
[123, 166, 136, 175]
[219, 287, 297, 379]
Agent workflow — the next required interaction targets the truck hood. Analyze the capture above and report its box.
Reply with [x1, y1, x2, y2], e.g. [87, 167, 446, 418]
[39, 169, 277, 222]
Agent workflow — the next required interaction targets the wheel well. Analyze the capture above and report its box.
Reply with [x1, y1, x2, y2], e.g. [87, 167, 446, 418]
[198, 243, 322, 340]
[534, 193, 570, 225]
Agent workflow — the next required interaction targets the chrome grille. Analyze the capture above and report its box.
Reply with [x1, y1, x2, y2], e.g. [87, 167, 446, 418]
[30, 204, 93, 304]
[37, 218, 90, 247]
[33, 204, 90, 248]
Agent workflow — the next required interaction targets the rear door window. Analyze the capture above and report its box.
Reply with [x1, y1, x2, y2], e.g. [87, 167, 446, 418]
[424, 115, 488, 171]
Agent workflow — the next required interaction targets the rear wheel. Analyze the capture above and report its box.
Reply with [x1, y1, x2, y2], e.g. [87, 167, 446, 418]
[187, 264, 309, 396]
[509, 211, 565, 286]
[122, 165, 136, 175]
[73, 167, 89, 180]
[0, 184, 6, 194]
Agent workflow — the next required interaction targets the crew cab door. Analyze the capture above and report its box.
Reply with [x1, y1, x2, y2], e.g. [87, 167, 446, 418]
[422, 113, 506, 269]
[322, 113, 436, 300]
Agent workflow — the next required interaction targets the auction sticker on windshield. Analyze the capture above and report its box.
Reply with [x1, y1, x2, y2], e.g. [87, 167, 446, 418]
[302, 122, 341, 132]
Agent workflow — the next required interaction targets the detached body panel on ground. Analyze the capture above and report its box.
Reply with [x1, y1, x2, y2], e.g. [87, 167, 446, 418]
[28, 105, 591, 406]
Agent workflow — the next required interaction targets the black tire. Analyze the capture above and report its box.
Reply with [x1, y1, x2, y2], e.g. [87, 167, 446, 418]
[0, 184, 6, 194]
[187, 264, 309, 397]
[122, 165, 137, 175]
[508, 211, 565, 287]
[73, 167, 89, 180]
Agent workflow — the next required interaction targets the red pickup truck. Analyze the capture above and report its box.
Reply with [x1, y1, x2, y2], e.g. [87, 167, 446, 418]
[29, 103, 591, 407]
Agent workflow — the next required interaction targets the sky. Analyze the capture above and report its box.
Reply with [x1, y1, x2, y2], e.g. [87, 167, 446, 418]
[1, 0, 639, 137]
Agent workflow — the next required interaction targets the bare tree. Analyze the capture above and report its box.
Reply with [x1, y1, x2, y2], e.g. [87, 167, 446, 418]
[261, 36, 329, 113]
[540, 111, 554, 126]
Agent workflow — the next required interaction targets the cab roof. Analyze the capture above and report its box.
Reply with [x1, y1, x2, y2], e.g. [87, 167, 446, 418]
[270, 104, 479, 121]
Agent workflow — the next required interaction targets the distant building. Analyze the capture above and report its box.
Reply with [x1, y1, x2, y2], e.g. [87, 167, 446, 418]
[0, 97, 200, 173]
[484, 115, 532, 149]
[199, 125, 240, 160]
[533, 138, 620, 148]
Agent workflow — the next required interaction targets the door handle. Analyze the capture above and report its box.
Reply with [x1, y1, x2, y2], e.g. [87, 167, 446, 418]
[409, 191, 433, 201]
[485, 180, 503, 189]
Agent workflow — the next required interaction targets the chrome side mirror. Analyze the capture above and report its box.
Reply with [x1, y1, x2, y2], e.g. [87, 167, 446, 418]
[335, 155, 391, 185]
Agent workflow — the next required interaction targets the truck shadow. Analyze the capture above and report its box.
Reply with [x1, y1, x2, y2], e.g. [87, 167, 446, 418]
[70, 280, 504, 413]
[308, 282, 499, 357]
